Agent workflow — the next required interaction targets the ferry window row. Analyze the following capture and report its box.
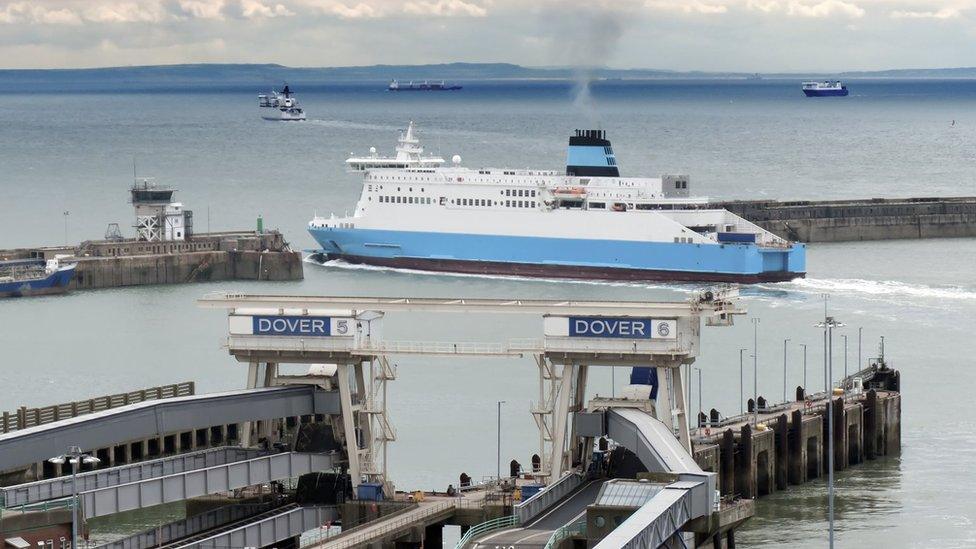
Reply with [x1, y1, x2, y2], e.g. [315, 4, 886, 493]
[457, 198, 491, 207]
[674, 237, 693, 243]
[502, 189, 536, 197]
[379, 196, 432, 205]
[449, 198, 537, 208]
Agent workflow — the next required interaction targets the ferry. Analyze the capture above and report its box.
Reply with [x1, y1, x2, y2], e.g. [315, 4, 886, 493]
[388, 80, 462, 91]
[802, 81, 849, 97]
[258, 85, 306, 121]
[0, 257, 76, 298]
[308, 129, 806, 283]
[345, 122, 444, 171]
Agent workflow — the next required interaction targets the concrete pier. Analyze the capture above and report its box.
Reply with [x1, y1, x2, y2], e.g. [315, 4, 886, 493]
[716, 195, 976, 242]
[691, 364, 901, 501]
[0, 230, 303, 291]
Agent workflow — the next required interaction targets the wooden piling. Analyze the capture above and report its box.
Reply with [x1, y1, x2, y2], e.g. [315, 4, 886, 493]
[721, 429, 735, 496]
[774, 414, 789, 490]
[736, 423, 754, 499]
[788, 409, 803, 484]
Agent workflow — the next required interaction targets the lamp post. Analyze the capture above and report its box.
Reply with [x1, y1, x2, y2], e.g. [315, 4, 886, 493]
[751, 317, 760, 426]
[858, 327, 863, 371]
[62, 211, 70, 246]
[739, 348, 747, 415]
[842, 334, 849, 389]
[816, 305, 844, 549]
[799, 344, 808, 395]
[49, 446, 100, 549]
[695, 367, 702, 426]
[496, 401, 506, 481]
[782, 338, 791, 403]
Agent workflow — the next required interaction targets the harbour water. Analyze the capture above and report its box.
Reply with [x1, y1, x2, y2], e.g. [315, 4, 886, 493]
[1, 79, 975, 547]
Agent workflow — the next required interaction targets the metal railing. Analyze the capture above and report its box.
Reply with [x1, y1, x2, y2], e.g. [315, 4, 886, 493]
[454, 514, 519, 549]
[1, 382, 195, 434]
[357, 340, 521, 356]
[309, 501, 453, 549]
[543, 519, 587, 549]
[515, 472, 585, 525]
[509, 338, 690, 356]
[224, 336, 356, 353]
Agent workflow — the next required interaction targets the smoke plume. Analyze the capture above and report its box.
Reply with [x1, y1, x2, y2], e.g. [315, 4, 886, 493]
[539, 4, 629, 125]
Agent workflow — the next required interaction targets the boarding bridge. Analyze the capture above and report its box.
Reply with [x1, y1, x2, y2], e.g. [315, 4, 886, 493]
[0, 385, 338, 474]
[469, 403, 718, 548]
[200, 289, 741, 488]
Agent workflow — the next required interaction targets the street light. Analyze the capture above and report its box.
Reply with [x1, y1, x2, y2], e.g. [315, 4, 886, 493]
[782, 338, 791, 403]
[62, 211, 70, 246]
[49, 446, 100, 549]
[815, 305, 845, 549]
[739, 348, 748, 415]
[695, 367, 702, 426]
[496, 401, 506, 481]
[858, 327, 863, 372]
[842, 334, 849, 389]
[799, 343, 808, 395]
[751, 317, 760, 427]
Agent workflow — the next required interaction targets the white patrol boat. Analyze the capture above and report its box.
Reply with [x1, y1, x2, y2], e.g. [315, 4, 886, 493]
[345, 122, 445, 171]
[258, 85, 306, 121]
[309, 129, 806, 284]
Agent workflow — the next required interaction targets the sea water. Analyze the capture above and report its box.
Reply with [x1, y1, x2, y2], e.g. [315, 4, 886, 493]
[1, 79, 975, 547]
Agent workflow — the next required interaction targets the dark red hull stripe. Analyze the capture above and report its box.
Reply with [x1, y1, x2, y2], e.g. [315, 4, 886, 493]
[325, 254, 804, 284]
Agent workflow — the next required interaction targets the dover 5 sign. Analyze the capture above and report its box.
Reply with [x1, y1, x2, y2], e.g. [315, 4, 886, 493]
[229, 315, 354, 337]
[544, 316, 677, 340]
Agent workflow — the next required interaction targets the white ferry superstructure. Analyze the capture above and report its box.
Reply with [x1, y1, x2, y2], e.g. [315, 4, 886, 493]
[309, 129, 805, 283]
[345, 122, 444, 171]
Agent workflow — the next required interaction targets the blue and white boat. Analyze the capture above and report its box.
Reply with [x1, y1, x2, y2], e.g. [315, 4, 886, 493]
[0, 257, 76, 298]
[308, 129, 805, 283]
[802, 81, 849, 97]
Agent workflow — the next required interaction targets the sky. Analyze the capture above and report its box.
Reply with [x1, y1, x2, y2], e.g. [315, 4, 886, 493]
[1, 0, 975, 71]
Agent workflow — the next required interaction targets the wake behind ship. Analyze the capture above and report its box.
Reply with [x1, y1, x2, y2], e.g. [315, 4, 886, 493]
[308, 129, 805, 283]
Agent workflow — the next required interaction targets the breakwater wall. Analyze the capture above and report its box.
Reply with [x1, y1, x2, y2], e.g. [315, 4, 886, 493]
[690, 363, 900, 501]
[717, 196, 976, 242]
[0, 230, 303, 291]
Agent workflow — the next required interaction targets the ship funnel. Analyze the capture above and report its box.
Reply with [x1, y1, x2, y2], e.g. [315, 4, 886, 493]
[566, 129, 619, 177]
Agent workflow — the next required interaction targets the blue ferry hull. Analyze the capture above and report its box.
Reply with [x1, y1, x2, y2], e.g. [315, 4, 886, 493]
[308, 227, 805, 283]
[803, 89, 848, 97]
[0, 266, 76, 298]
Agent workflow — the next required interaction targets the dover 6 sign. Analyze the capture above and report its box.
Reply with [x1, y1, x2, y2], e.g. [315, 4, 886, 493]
[544, 316, 677, 340]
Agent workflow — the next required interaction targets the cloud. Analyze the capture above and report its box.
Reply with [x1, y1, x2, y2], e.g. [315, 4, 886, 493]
[890, 7, 961, 19]
[299, 0, 381, 18]
[402, 0, 487, 17]
[0, 3, 83, 25]
[2, 0, 976, 70]
[786, 1, 865, 18]
[239, 0, 294, 17]
[645, 0, 728, 14]
[83, 3, 166, 23]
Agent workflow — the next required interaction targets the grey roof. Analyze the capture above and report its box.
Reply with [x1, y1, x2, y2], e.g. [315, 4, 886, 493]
[595, 480, 666, 508]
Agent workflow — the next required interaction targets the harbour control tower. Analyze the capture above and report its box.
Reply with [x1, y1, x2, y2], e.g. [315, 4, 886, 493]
[130, 177, 192, 242]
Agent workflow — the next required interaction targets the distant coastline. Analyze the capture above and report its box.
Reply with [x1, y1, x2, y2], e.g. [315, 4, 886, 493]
[2, 62, 976, 92]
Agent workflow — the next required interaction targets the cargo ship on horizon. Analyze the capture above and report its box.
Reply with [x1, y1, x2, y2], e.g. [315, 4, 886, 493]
[388, 79, 462, 91]
[802, 80, 849, 97]
[308, 129, 806, 284]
